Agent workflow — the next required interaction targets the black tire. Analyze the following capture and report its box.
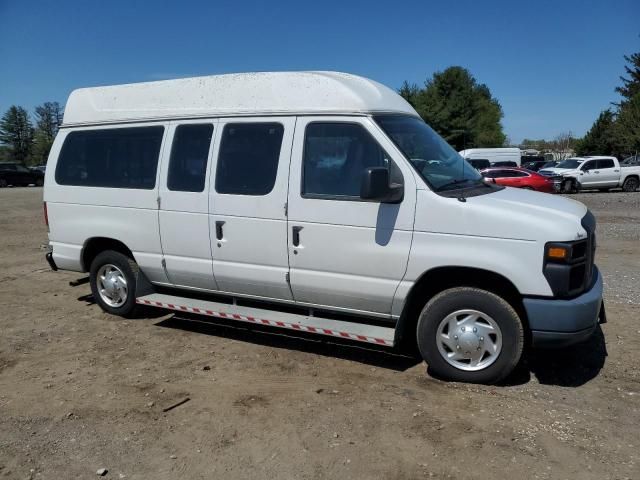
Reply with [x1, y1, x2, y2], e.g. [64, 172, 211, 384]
[416, 287, 524, 384]
[0, 179, 7, 188]
[35, 177, 44, 187]
[622, 177, 639, 192]
[89, 250, 139, 318]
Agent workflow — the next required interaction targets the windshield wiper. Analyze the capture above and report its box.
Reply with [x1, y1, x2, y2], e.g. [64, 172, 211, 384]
[436, 178, 479, 192]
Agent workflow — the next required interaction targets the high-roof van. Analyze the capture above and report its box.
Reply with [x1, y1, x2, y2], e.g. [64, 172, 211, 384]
[459, 148, 522, 167]
[44, 72, 603, 383]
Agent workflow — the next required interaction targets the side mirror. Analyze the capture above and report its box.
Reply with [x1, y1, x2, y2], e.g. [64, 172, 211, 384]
[360, 167, 403, 203]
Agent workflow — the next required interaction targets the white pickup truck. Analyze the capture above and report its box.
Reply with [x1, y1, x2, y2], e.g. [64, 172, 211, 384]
[539, 156, 640, 193]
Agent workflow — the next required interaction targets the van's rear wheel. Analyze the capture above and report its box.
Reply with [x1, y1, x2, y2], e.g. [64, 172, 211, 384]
[90, 250, 138, 317]
[416, 287, 523, 384]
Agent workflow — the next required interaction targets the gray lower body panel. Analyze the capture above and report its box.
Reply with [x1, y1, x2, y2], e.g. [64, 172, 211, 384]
[137, 293, 395, 347]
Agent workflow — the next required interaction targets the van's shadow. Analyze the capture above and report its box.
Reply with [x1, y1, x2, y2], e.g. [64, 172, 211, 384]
[78, 294, 607, 385]
[154, 313, 420, 371]
[153, 311, 608, 386]
[501, 325, 607, 387]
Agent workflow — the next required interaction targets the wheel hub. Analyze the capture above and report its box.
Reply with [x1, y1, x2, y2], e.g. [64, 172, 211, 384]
[96, 264, 128, 307]
[436, 309, 503, 371]
[104, 271, 121, 294]
[455, 326, 482, 353]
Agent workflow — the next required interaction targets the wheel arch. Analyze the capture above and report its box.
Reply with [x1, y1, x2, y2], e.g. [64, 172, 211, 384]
[81, 237, 136, 272]
[623, 174, 639, 187]
[394, 266, 528, 350]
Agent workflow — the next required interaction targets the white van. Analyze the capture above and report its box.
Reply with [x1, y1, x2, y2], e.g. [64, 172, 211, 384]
[459, 148, 521, 166]
[44, 72, 603, 384]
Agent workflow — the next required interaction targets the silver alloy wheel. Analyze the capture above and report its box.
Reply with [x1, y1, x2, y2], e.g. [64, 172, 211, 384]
[96, 263, 128, 308]
[435, 309, 503, 371]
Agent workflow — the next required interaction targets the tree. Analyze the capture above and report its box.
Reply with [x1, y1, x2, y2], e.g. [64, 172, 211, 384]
[0, 106, 33, 164]
[575, 110, 617, 156]
[615, 51, 640, 105]
[398, 81, 420, 106]
[399, 66, 506, 150]
[614, 94, 640, 155]
[0, 145, 11, 162]
[548, 132, 576, 161]
[32, 102, 63, 164]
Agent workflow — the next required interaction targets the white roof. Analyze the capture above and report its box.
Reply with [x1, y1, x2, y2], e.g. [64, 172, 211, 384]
[62, 71, 417, 126]
[458, 148, 521, 155]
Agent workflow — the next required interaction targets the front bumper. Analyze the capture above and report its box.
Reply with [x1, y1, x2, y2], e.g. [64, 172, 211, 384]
[524, 266, 603, 348]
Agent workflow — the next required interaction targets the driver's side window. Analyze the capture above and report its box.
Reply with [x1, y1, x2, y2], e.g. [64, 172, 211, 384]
[302, 122, 401, 199]
[582, 161, 596, 171]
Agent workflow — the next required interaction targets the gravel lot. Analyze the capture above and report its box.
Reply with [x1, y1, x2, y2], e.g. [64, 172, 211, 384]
[0, 188, 638, 480]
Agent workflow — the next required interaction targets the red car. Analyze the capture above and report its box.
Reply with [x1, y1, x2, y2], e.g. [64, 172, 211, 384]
[480, 167, 556, 193]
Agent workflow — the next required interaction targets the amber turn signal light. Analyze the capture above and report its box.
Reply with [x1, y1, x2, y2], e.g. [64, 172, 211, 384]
[547, 246, 568, 259]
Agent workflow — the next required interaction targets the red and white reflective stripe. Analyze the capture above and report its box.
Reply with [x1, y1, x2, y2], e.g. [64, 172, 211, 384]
[136, 298, 393, 347]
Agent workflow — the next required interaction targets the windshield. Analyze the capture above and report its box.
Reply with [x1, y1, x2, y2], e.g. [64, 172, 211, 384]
[556, 159, 582, 169]
[374, 115, 483, 192]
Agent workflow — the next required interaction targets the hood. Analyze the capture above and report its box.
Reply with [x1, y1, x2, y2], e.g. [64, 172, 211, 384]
[414, 187, 589, 242]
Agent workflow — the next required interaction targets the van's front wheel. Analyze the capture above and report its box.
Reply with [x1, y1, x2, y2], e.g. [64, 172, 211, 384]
[417, 287, 524, 384]
[90, 250, 138, 318]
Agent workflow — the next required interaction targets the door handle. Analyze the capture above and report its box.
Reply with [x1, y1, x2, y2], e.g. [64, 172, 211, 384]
[292, 226, 302, 247]
[215, 221, 225, 240]
[594, 171, 600, 174]
[614, 169, 620, 172]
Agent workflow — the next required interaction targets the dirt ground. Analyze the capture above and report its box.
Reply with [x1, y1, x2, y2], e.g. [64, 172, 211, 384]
[0, 187, 638, 480]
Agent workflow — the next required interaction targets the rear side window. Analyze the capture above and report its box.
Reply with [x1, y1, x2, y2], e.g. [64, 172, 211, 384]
[597, 159, 615, 169]
[215, 123, 284, 196]
[303, 123, 401, 198]
[55, 126, 164, 189]
[168, 124, 213, 192]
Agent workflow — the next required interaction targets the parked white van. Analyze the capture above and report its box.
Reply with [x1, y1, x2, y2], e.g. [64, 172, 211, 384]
[459, 148, 521, 166]
[44, 72, 603, 383]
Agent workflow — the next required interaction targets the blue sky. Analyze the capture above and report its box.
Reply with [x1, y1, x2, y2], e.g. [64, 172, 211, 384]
[0, 0, 638, 143]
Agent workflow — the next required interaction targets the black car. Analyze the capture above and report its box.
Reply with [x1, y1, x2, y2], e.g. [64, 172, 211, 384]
[539, 161, 559, 170]
[0, 162, 45, 187]
[521, 156, 548, 171]
[465, 158, 491, 170]
[490, 161, 518, 167]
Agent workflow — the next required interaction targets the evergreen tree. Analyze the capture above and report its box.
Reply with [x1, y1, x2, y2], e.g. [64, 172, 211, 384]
[32, 102, 63, 164]
[614, 94, 640, 155]
[575, 110, 617, 156]
[399, 67, 505, 150]
[0, 106, 33, 164]
[615, 51, 640, 105]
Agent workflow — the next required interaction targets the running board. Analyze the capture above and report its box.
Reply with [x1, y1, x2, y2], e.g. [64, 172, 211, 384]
[136, 293, 395, 347]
